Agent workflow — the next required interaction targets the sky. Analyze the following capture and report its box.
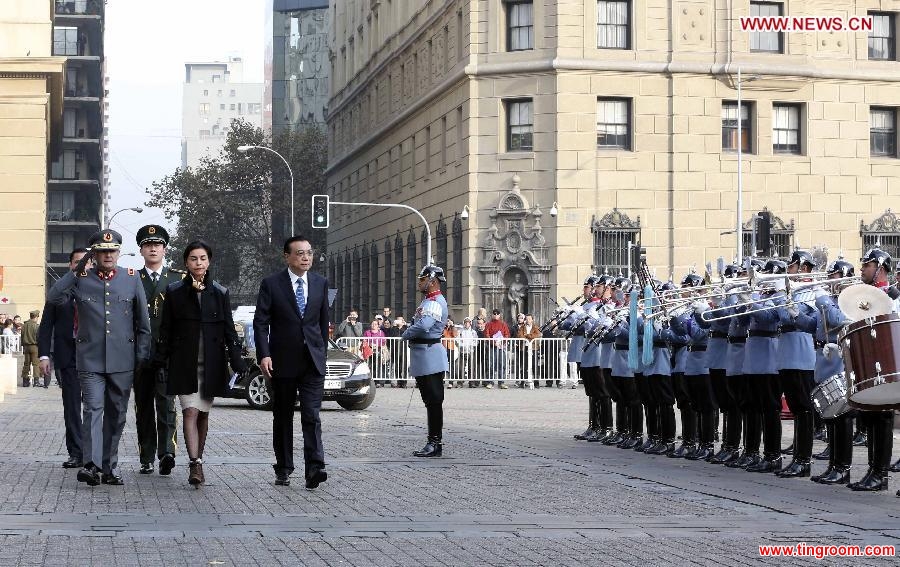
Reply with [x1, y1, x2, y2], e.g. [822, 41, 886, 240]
[105, 0, 266, 268]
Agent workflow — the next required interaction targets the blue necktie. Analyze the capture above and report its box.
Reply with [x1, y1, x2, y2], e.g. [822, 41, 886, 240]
[295, 279, 306, 318]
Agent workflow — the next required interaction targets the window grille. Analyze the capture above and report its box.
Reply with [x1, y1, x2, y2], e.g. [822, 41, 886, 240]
[591, 208, 641, 276]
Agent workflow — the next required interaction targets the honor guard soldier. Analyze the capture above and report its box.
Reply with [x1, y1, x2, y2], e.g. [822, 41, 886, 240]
[134, 224, 184, 476]
[662, 276, 695, 458]
[723, 261, 758, 470]
[560, 277, 593, 439]
[775, 250, 819, 478]
[47, 229, 151, 486]
[812, 259, 856, 485]
[607, 278, 642, 448]
[848, 248, 897, 491]
[403, 264, 450, 458]
[578, 275, 610, 442]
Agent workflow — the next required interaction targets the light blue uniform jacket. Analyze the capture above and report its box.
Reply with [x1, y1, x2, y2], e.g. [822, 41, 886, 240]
[814, 293, 847, 384]
[609, 319, 634, 378]
[742, 293, 780, 376]
[402, 293, 449, 377]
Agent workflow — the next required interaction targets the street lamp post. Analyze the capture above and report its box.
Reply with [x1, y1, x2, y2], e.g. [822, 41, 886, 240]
[238, 145, 295, 236]
[107, 206, 143, 228]
[735, 68, 759, 266]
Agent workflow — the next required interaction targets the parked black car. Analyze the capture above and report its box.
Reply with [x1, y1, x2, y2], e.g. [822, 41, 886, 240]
[223, 320, 376, 411]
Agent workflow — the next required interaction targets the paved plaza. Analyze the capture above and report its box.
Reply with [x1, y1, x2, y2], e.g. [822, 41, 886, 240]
[1, 384, 899, 565]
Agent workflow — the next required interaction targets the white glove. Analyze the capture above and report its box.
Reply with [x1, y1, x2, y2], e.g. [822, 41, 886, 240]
[822, 342, 840, 360]
[785, 304, 800, 319]
[692, 299, 710, 314]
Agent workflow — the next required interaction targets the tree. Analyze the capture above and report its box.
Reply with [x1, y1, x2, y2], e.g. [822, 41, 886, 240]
[146, 120, 327, 304]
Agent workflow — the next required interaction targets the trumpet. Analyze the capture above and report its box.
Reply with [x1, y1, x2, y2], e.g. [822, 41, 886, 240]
[583, 310, 628, 350]
[699, 276, 862, 322]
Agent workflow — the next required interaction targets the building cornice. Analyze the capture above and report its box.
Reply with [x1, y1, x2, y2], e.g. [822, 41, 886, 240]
[0, 57, 67, 151]
[327, 56, 900, 173]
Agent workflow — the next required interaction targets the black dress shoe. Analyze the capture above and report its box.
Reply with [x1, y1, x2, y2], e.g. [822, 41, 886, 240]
[814, 428, 827, 442]
[602, 432, 625, 446]
[62, 457, 82, 469]
[775, 460, 811, 478]
[686, 444, 716, 461]
[849, 469, 888, 492]
[726, 451, 756, 469]
[852, 432, 868, 446]
[747, 455, 782, 473]
[813, 445, 831, 461]
[101, 472, 124, 485]
[573, 427, 593, 440]
[139, 463, 154, 474]
[305, 468, 327, 490]
[274, 472, 291, 486]
[414, 437, 442, 457]
[668, 442, 696, 458]
[815, 467, 850, 485]
[587, 429, 612, 443]
[620, 435, 642, 450]
[77, 465, 101, 486]
[647, 441, 675, 456]
[635, 437, 656, 453]
[159, 454, 175, 476]
[890, 457, 900, 473]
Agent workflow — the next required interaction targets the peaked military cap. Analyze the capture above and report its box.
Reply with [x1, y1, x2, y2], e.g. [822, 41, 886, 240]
[136, 224, 170, 247]
[88, 229, 123, 251]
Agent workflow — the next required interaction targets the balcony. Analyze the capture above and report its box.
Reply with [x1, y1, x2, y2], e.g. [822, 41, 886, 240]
[47, 208, 100, 226]
[55, 0, 103, 17]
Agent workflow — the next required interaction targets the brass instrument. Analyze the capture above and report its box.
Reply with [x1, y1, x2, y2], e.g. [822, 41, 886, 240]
[699, 276, 862, 322]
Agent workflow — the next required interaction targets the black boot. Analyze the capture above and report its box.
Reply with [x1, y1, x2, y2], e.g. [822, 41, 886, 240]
[729, 412, 761, 469]
[816, 416, 852, 485]
[850, 412, 891, 491]
[22, 376, 30, 387]
[635, 404, 657, 452]
[604, 403, 628, 445]
[711, 409, 741, 464]
[647, 405, 676, 455]
[849, 468, 888, 491]
[687, 411, 716, 461]
[814, 419, 833, 460]
[670, 408, 697, 458]
[575, 397, 596, 440]
[413, 437, 443, 457]
[777, 412, 812, 478]
[588, 398, 613, 442]
[620, 405, 643, 449]
[890, 457, 900, 473]
[852, 417, 867, 446]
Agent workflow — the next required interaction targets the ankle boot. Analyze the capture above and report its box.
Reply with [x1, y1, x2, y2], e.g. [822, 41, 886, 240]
[414, 437, 443, 457]
[814, 424, 833, 460]
[849, 468, 888, 491]
[747, 453, 783, 473]
[620, 433, 643, 450]
[635, 436, 657, 453]
[575, 397, 596, 440]
[603, 430, 625, 445]
[671, 408, 697, 458]
[188, 459, 202, 487]
[890, 457, 900, 473]
[732, 412, 762, 469]
[777, 412, 813, 478]
[726, 416, 753, 469]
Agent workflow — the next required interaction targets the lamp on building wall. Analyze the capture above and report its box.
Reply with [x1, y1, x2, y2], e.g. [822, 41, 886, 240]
[549, 202, 558, 217]
[460, 205, 470, 220]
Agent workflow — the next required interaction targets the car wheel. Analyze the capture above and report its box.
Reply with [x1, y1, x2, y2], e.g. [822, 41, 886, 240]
[245, 372, 273, 411]
[337, 380, 376, 410]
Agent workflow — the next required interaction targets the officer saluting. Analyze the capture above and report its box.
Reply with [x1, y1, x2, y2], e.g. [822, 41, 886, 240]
[134, 225, 184, 476]
[47, 229, 151, 486]
[403, 264, 449, 458]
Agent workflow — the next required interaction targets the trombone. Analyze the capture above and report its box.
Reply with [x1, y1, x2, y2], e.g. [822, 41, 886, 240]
[699, 276, 862, 322]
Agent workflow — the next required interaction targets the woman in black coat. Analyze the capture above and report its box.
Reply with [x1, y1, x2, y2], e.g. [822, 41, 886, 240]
[155, 240, 246, 487]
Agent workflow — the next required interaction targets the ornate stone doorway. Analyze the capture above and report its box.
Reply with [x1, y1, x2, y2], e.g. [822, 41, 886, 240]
[477, 175, 551, 326]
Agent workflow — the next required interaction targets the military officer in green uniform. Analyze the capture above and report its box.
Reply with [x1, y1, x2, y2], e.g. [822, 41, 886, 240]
[134, 224, 184, 475]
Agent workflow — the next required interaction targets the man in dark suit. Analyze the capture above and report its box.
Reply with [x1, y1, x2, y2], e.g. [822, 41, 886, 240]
[133, 224, 183, 476]
[254, 235, 330, 489]
[38, 248, 89, 469]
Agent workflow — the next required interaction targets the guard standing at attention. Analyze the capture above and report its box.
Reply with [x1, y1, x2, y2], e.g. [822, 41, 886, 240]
[133, 224, 184, 476]
[403, 264, 449, 458]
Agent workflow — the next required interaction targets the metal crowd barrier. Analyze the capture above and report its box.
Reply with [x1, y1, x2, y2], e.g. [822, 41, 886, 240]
[335, 336, 577, 388]
[0, 335, 21, 355]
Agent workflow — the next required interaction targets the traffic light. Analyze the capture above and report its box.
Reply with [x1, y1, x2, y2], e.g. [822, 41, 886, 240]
[311, 194, 329, 229]
[755, 210, 771, 257]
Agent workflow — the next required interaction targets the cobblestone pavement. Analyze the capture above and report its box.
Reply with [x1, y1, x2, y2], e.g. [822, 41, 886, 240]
[1, 384, 899, 566]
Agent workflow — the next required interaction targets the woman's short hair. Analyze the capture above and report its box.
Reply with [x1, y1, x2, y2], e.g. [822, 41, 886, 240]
[183, 240, 213, 263]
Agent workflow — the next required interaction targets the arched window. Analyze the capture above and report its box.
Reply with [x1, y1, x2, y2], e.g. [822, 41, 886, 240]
[343, 250, 352, 314]
[394, 232, 404, 315]
[335, 251, 345, 318]
[451, 213, 463, 304]
[861, 209, 900, 259]
[360, 244, 370, 321]
[591, 208, 641, 276]
[436, 216, 448, 296]
[370, 242, 379, 313]
[384, 238, 393, 309]
[407, 228, 417, 317]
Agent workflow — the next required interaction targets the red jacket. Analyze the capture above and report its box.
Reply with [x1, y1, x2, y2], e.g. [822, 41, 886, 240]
[484, 319, 510, 339]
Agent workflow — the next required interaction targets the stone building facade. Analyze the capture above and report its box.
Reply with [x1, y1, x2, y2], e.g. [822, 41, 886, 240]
[1, 0, 66, 315]
[325, 0, 900, 325]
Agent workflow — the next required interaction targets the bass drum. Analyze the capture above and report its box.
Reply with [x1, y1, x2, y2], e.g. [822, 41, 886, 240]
[810, 372, 850, 419]
[839, 313, 900, 411]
